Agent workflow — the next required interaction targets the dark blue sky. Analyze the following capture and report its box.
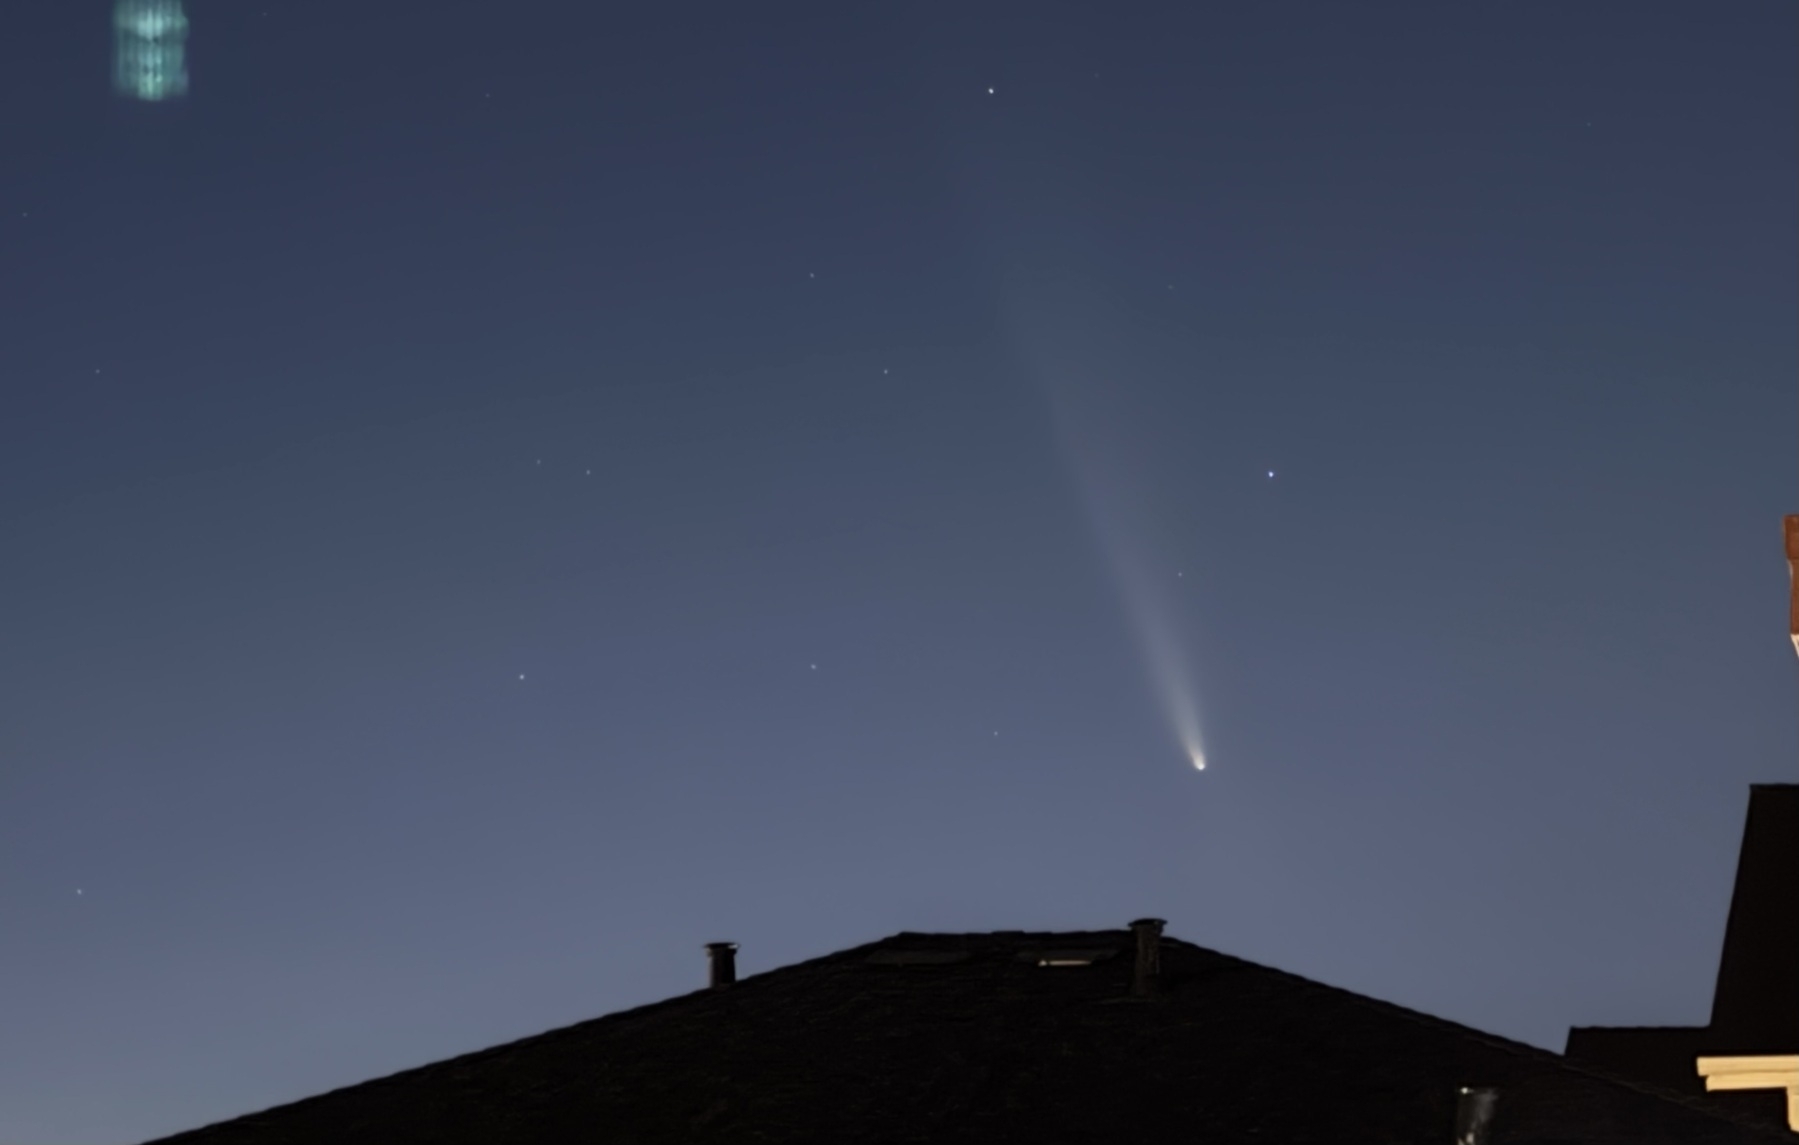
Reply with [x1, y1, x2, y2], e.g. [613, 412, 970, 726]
[2, 3, 1794, 1141]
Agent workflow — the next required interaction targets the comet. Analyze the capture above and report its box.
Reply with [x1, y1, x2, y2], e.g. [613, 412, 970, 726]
[1093, 499, 1210, 773]
[1007, 284, 1212, 774]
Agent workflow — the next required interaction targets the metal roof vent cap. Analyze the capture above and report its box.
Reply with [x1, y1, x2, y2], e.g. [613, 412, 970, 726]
[705, 942, 738, 989]
[1129, 918, 1165, 997]
[1453, 1086, 1498, 1145]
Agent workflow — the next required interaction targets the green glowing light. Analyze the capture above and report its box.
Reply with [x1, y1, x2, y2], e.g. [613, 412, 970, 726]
[114, 0, 188, 101]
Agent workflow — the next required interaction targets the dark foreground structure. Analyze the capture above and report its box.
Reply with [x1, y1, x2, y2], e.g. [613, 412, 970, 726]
[150, 920, 1782, 1144]
[1568, 784, 1799, 1132]
[1559, 524, 1799, 1131]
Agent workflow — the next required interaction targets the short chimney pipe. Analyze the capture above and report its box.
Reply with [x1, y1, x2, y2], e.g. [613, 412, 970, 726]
[705, 942, 738, 989]
[1130, 918, 1165, 997]
[1454, 1086, 1498, 1145]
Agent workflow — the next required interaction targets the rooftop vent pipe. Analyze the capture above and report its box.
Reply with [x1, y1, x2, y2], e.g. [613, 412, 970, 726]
[1453, 1086, 1498, 1145]
[1130, 918, 1165, 997]
[705, 942, 738, 989]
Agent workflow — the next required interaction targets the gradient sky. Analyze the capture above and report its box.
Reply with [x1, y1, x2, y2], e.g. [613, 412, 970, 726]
[3, 3, 1795, 1142]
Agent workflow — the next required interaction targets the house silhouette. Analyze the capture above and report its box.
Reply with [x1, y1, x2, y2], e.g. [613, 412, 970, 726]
[1568, 785, 1799, 1132]
[144, 520, 1799, 1144]
[147, 920, 1783, 1144]
[1563, 520, 1799, 1129]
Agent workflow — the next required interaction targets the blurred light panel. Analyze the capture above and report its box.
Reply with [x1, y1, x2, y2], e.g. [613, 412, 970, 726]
[114, 0, 188, 101]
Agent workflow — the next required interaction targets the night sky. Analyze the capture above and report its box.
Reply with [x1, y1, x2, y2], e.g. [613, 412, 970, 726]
[3, 3, 1795, 1141]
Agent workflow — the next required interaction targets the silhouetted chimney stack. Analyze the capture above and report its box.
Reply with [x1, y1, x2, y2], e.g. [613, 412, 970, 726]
[705, 942, 737, 989]
[1130, 918, 1165, 997]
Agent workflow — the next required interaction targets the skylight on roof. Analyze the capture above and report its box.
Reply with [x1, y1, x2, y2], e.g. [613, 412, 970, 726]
[1017, 947, 1119, 967]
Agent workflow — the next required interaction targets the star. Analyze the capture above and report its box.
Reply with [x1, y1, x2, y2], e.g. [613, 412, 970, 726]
[810, 663, 818, 670]
[987, 87, 995, 94]
[76, 889, 83, 895]
[517, 673, 526, 680]
[1267, 470, 1275, 478]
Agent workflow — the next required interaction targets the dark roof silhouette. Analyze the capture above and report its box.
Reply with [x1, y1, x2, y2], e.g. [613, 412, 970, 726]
[148, 924, 1784, 1144]
[1710, 785, 1799, 1050]
[1568, 784, 1799, 1125]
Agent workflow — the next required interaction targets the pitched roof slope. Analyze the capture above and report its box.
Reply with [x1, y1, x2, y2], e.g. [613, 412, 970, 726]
[1568, 784, 1799, 1124]
[148, 928, 1787, 1144]
[1711, 784, 1799, 1050]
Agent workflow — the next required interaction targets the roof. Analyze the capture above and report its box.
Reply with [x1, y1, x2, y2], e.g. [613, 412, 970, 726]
[1567, 784, 1799, 1128]
[147, 926, 1785, 1144]
[1710, 785, 1799, 1049]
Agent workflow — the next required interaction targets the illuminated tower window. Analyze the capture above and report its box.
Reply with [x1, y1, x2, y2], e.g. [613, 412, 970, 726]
[114, 0, 188, 102]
